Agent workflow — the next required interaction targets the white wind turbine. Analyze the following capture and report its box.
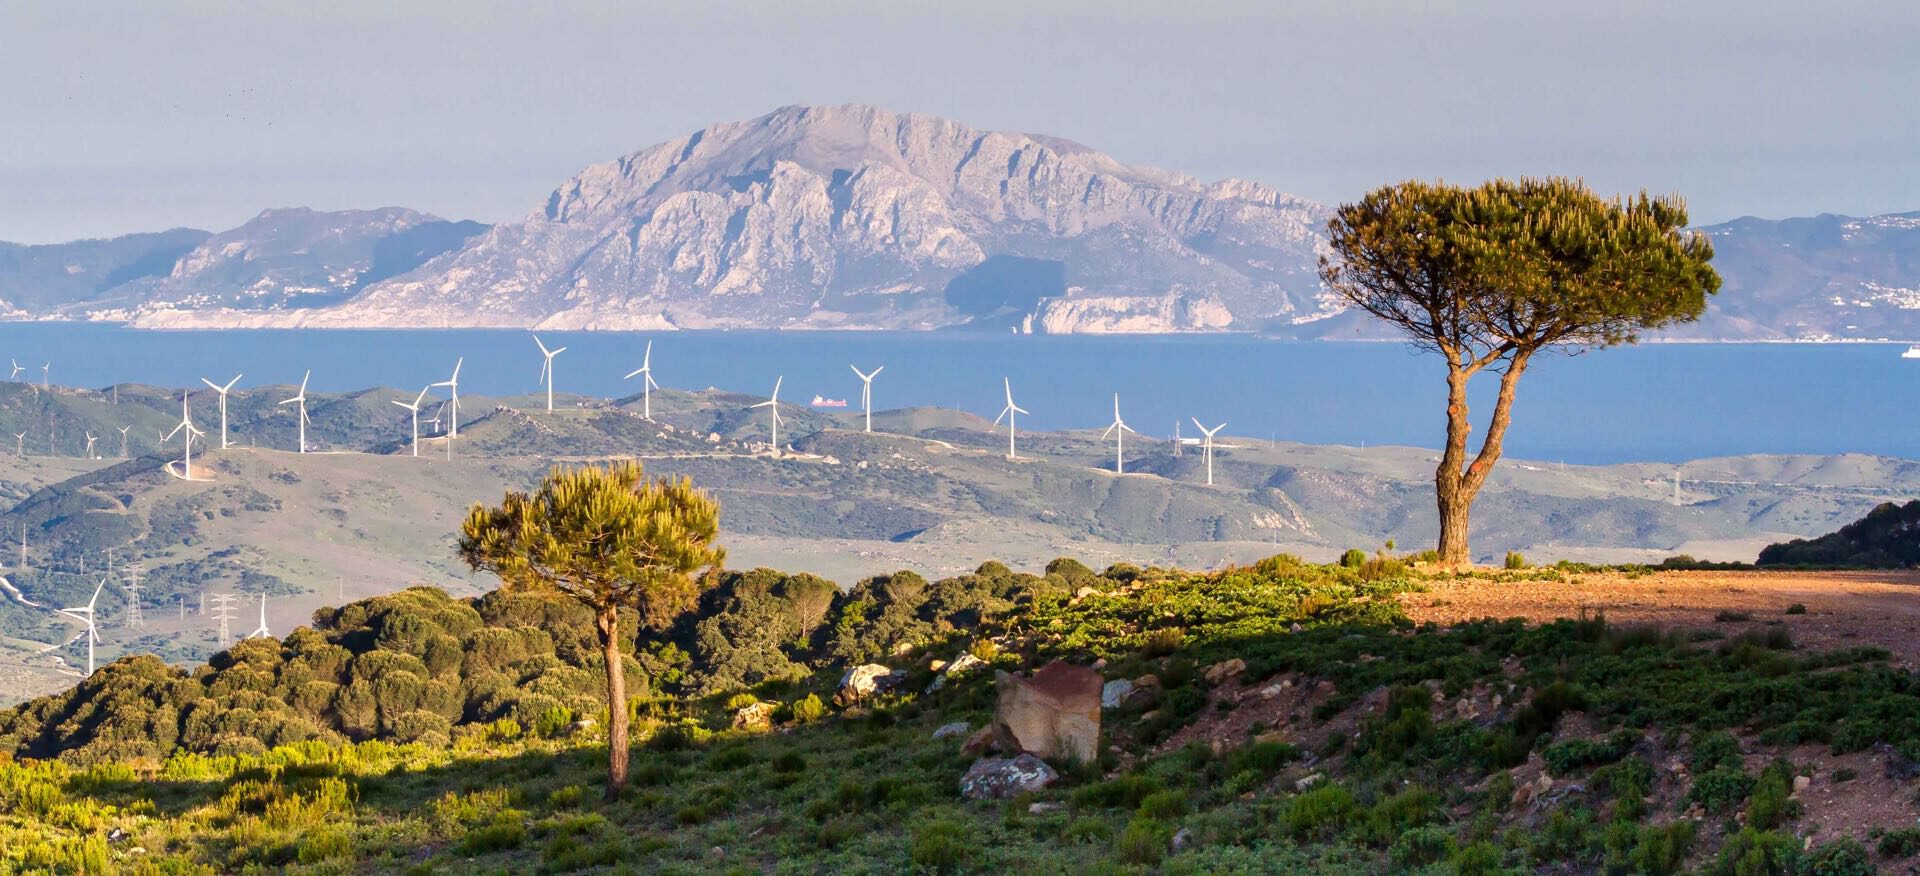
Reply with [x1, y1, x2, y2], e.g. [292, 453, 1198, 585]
[393, 386, 431, 456]
[248, 591, 271, 639]
[850, 365, 884, 433]
[993, 378, 1030, 460]
[279, 371, 311, 453]
[83, 432, 97, 459]
[433, 358, 463, 441]
[8, 360, 20, 381]
[56, 576, 109, 677]
[39, 362, 48, 389]
[533, 335, 567, 412]
[117, 425, 131, 458]
[750, 376, 786, 452]
[1101, 393, 1135, 474]
[165, 390, 205, 480]
[200, 373, 242, 449]
[1191, 418, 1226, 486]
[623, 341, 661, 420]
[11, 431, 23, 457]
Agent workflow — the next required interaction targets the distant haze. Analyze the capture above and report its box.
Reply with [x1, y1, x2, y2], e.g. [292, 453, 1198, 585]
[3, 0, 1917, 242]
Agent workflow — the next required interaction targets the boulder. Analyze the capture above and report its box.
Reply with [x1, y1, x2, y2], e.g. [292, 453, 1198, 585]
[927, 652, 987, 692]
[960, 753, 1059, 800]
[932, 721, 971, 740]
[992, 660, 1102, 763]
[732, 702, 777, 732]
[1027, 801, 1065, 815]
[1204, 658, 1247, 685]
[1101, 679, 1135, 710]
[961, 726, 997, 755]
[835, 664, 903, 707]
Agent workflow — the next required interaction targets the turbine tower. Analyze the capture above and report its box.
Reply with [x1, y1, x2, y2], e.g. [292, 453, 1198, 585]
[248, 591, 271, 639]
[10, 432, 22, 457]
[750, 376, 785, 453]
[117, 425, 131, 458]
[164, 390, 205, 480]
[433, 357, 463, 441]
[200, 373, 242, 449]
[393, 386, 431, 457]
[83, 432, 97, 459]
[850, 365, 884, 433]
[56, 577, 108, 677]
[1101, 393, 1135, 474]
[39, 362, 48, 389]
[533, 335, 567, 412]
[1191, 419, 1226, 486]
[279, 371, 311, 453]
[623, 341, 661, 421]
[993, 378, 1030, 460]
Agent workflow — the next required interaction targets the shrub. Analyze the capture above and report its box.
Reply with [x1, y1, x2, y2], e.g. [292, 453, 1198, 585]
[909, 820, 971, 873]
[791, 694, 826, 724]
[1450, 841, 1504, 876]
[1544, 730, 1639, 776]
[1504, 552, 1527, 570]
[1879, 828, 1920, 858]
[1339, 549, 1367, 569]
[1390, 825, 1455, 869]
[1136, 789, 1188, 821]
[1707, 827, 1800, 876]
[1691, 731, 1743, 773]
[459, 818, 527, 854]
[1282, 783, 1356, 841]
[1689, 768, 1755, 814]
[1715, 610, 1754, 623]
[1142, 627, 1185, 657]
[1745, 762, 1797, 829]
[1785, 603, 1807, 615]
[1800, 837, 1872, 876]
[1116, 817, 1170, 866]
[1630, 820, 1697, 876]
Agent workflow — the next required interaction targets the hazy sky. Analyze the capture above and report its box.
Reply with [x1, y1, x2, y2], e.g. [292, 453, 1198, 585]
[3, 0, 1916, 243]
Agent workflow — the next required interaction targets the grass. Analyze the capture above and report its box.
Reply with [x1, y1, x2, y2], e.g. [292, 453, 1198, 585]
[0, 556, 1916, 872]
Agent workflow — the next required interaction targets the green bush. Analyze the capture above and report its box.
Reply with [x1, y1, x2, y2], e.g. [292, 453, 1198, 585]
[1707, 827, 1801, 876]
[1389, 825, 1454, 869]
[791, 694, 826, 724]
[1504, 551, 1528, 570]
[1136, 789, 1188, 821]
[1339, 549, 1367, 569]
[1800, 838, 1872, 876]
[1282, 783, 1356, 841]
[1878, 827, 1920, 858]
[1745, 762, 1797, 829]
[1688, 767, 1755, 814]
[909, 820, 971, 873]
[1116, 817, 1170, 866]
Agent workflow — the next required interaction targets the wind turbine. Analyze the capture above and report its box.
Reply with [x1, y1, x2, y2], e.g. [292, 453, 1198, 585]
[116, 425, 131, 458]
[1191, 419, 1226, 486]
[279, 371, 311, 453]
[11, 431, 23, 457]
[533, 335, 566, 412]
[248, 591, 271, 639]
[623, 341, 661, 420]
[83, 432, 97, 459]
[993, 378, 1029, 460]
[39, 362, 48, 389]
[433, 358, 463, 440]
[164, 390, 205, 480]
[200, 373, 242, 449]
[1101, 393, 1135, 474]
[56, 577, 108, 677]
[850, 365, 884, 433]
[393, 386, 430, 457]
[7, 360, 19, 381]
[750, 376, 785, 453]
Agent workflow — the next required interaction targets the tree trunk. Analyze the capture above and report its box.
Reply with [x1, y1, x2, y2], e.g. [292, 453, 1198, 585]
[1433, 353, 1531, 568]
[596, 606, 629, 800]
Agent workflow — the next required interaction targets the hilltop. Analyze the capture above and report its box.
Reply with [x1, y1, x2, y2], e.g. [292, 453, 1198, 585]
[0, 557, 1915, 872]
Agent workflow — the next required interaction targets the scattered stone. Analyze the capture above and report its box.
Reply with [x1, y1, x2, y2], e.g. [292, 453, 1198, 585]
[1204, 658, 1247, 685]
[1134, 674, 1161, 689]
[566, 718, 597, 736]
[835, 663, 902, 707]
[1027, 801, 1066, 815]
[1295, 773, 1324, 792]
[960, 753, 1059, 800]
[1101, 679, 1135, 710]
[961, 726, 997, 755]
[107, 828, 128, 844]
[930, 659, 948, 673]
[993, 661, 1103, 763]
[1091, 658, 1107, 671]
[731, 702, 778, 732]
[1512, 785, 1534, 808]
[1289, 622, 1304, 633]
[1533, 774, 1553, 795]
[1792, 775, 1811, 796]
[927, 652, 987, 692]
[932, 721, 971, 740]
[1074, 586, 1100, 600]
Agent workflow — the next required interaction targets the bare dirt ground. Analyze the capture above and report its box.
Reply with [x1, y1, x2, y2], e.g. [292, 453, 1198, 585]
[1401, 569, 1920, 664]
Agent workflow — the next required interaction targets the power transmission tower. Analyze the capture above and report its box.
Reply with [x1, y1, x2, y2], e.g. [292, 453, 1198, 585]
[209, 593, 238, 644]
[122, 564, 146, 630]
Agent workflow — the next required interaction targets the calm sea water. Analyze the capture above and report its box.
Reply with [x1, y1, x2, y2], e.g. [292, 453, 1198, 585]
[0, 324, 1910, 465]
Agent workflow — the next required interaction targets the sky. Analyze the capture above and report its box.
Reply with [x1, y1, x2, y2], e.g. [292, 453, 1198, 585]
[2, 0, 1917, 243]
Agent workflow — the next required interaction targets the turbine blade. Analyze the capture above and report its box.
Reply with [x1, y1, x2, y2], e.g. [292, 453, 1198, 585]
[624, 367, 644, 379]
[533, 335, 549, 355]
[201, 378, 220, 391]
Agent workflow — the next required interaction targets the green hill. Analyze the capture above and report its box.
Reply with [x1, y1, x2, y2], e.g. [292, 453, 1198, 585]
[1757, 500, 1920, 567]
[0, 557, 1908, 873]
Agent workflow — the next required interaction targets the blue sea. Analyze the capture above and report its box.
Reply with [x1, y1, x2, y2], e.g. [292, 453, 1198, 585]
[0, 324, 1910, 465]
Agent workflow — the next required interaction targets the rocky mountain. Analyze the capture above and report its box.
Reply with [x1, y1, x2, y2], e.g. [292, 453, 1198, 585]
[1670, 212, 1920, 341]
[130, 105, 1335, 333]
[0, 228, 210, 317]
